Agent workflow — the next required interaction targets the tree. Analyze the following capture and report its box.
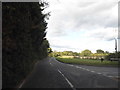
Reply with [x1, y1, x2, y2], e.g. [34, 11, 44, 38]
[73, 52, 79, 56]
[48, 48, 53, 53]
[3, 2, 50, 88]
[105, 52, 120, 60]
[105, 51, 109, 54]
[80, 49, 92, 56]
[96, 49, 104, 54]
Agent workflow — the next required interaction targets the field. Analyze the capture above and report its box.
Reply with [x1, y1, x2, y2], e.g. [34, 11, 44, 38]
[56, 57, 119, 67]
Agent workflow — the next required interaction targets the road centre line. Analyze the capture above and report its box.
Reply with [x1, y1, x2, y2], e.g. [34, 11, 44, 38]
[58, 69, 62, 74]
[57, 69, 75, 90]
[19, 79, 25, 88]
[65, 78, 74, 88]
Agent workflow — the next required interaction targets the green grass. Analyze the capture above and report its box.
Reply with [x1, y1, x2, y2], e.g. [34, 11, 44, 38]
[56, 57, 119, 67]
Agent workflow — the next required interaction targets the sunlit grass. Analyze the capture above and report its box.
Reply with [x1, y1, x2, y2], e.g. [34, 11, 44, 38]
[56, 57, 119, 67]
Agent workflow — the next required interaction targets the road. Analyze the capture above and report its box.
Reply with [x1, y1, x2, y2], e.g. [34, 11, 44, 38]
[20, 57, 119, 89]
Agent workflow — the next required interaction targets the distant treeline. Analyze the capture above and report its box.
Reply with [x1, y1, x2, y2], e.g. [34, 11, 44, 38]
[49, 49, 109, 57]
[49, 50, 120, 60]
[3, 2, 50, 88]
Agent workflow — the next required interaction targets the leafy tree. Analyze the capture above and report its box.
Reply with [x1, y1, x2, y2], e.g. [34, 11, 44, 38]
[105, 52, 120, 60]
[80, 49, 92, 56]
[73, 52, 79, 56]
[62, 51, 74, 56]
[105, 51, 109, 54]
[3, 2, 50, 88]
[48, 48, 53, 53]
[96, 49, 104, 54]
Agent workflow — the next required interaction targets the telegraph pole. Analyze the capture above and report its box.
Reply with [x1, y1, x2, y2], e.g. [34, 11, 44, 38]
[113, 28, 117, 53]
[115, 38, 117, 53]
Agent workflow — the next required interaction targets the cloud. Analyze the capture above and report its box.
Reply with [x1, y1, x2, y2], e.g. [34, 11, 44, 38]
[51, 45, 77, 50]
[45, 0, 118, 52]
[85, 28, 118, 41]
[46, 0, 118, 37]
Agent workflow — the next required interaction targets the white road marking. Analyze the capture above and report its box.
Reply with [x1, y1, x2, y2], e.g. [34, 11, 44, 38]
[91, 71, 95, 73]
[19, 80, 25, 88]
[103, 74, 107, 76]
[65, 78, 74, 89]
[57, 69, 75, 90]
[97, 73, 102, 74]
[54, 58, 62, 64]
[82, 68, 86, 70]
[107, 76, 114, 78]
[69, 65, 74, 67]
[96, 73, 117, 79]
[50, 62, 53, 66]
[75, 66, 80, 68]
[86, 69, 90, 71]
[75, 66, 91, 72]
[19, 61, 39, 88]
[58, 69, 62, 74]
[70, 65, 118, 80]
[74, 66, 114, 79]
[114, 76, 119, 78]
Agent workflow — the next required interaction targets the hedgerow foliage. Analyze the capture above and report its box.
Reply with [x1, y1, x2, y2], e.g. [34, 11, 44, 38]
[3, 2, 49, 88]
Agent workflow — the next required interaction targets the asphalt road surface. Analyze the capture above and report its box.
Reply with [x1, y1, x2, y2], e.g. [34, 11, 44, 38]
[20, 57, 119, 89]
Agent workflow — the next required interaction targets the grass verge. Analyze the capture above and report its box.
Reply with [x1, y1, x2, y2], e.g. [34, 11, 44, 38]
[56, 57, 119, 67]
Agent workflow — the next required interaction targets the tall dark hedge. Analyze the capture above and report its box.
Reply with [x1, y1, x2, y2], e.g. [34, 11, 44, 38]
[2, 2, 49, 88]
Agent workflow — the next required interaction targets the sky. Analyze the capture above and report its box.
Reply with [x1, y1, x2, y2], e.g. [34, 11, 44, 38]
[43, 0, 119, 53]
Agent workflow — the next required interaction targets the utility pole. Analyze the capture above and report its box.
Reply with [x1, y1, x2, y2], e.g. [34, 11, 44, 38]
[115, 38, 117, 53]
[113, 28, 117, 53]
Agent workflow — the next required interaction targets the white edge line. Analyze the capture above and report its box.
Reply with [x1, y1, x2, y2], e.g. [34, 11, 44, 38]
[91, 71, 95, 73]
[50, 62, 54, 66]
[86, 69, 90, 71]
[107, 76, 113, 77]
[97, 73, 102, 74]
[19, 61, 39, 88]
[103, 74, 107, 76]
[114, 76, 119, 78]
[82, 68, 86, 70]
[75, 66, 78, 68]
[69, 65, 74, 66]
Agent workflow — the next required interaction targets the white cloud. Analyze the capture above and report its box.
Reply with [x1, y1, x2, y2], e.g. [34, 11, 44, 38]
[45, 0, 118, 53]
[85, 28, 118, 41]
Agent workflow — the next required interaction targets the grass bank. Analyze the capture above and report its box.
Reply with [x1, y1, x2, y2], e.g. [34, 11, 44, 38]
[56, 57, 119, 67]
